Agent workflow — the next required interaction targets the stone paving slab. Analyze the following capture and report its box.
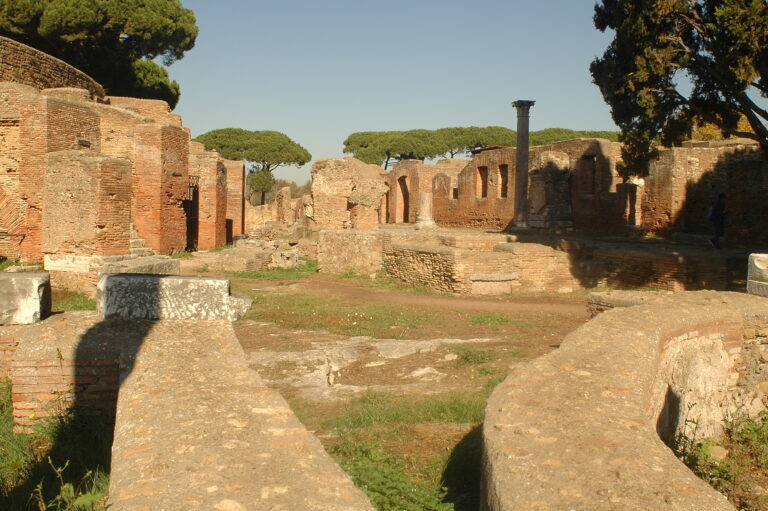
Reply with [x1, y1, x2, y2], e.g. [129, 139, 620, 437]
[108, 319, 375, 511]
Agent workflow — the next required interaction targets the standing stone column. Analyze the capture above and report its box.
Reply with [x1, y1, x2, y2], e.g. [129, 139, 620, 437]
[414, 191, 436, 230]
[512, 100, 535, 226]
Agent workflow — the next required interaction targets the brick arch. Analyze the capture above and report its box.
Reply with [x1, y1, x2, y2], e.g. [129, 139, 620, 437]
[0, 187, 25, 259]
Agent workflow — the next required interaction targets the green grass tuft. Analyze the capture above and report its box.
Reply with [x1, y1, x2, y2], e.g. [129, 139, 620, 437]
[170, 251, 193, 259]
[51, 292, 96, 312]
[333, 391, 485, 431]
[449, 346, 497, 366]
[233, 259, 317, 280]
[470, 314, 511, 326]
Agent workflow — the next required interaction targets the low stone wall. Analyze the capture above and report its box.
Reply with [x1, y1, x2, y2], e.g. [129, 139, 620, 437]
[108, 320, 374, 510]
[0, 36, 105, 98]
[482, 291, 768, 511]
[318, 229, 386, 275]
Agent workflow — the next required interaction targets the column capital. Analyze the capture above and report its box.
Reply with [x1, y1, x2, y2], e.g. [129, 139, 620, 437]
[512, 100, 536, 115]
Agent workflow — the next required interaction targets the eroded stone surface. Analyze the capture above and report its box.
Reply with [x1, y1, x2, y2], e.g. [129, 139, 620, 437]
[97, 274, 252, 321]
[748, 253, 768, 297]
[108, 320, 375, 511]
[482, 291, 768, 511]
[0, 272, 50, 325]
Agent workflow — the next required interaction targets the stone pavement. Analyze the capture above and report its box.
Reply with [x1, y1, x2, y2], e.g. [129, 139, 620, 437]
[108, 318, 374, 510]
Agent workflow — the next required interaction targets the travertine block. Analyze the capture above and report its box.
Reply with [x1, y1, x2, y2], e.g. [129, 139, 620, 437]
[0, 273, 50, 325]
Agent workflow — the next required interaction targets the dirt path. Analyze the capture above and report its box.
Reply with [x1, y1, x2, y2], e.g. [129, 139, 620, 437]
[297, 277, 588, 317]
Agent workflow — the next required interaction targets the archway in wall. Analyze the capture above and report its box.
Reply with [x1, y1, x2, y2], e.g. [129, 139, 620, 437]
[397, 176, 410, 223]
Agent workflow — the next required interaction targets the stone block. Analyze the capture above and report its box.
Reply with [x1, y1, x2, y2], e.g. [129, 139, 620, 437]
[748, 254, 768, 298]
[100, 255, 180, 275]
[0, 273, 51, 325]
[97, 274, 252, 321]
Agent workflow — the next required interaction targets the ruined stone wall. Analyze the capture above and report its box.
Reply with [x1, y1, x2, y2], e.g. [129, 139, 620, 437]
[387, 159, 466, 224]
[190, 152, 227, 250]
[433, 139, 625, 232]
[0, 335, 18, 379]
[482, 291, 765, 511]
[7, 86, 103, 261]
[642, 140, 768, 245]
[43, 151, 131, 256]
[433, 147, 518, 229]
[223, 159, 245, 239]
[132, 125, 188, 254]
[311, 157, 387, 229]
[107, 96, 182, 127]
[0, 36, 105, 98]
[317, 229, 386, 275]
[244, 203, 275, 233]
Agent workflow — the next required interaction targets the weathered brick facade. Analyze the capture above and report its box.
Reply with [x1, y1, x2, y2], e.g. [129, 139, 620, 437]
[0, 39, 245, 290]
[189, 151, 227, 250]
[387, 159, 466, 224]
[0, 36, 105, 98]
[223, 159, 245, 241]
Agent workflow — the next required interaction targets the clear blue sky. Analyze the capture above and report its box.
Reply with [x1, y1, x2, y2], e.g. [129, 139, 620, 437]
[171, 0, 617, 183]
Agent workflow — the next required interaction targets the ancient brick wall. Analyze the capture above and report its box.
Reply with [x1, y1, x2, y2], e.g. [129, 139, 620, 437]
[107, 96, 182, 126]
[0, 336, 19, 380]
[0, 36, 105, 98]
[311, 158, 387, 229]
[433, 147, 518, 229]
[244, 203, 275, 233]
[43, 151, 131, 256]
[317, 229, 386, 275]
[642, 140, 768, 245]
[387, 159, 466, 224]
[14, 89, 102, 261]
[223, 159, 245, 240]
[433, 140, 625, 232]
[190, 151, 227, 250]
[132, 125, 188, 254]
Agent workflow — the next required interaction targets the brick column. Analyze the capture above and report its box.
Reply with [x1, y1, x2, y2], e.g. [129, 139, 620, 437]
[512, 100, 535, 225]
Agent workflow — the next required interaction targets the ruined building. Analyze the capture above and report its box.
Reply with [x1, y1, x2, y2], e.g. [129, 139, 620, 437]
[0, 36, 245, 292]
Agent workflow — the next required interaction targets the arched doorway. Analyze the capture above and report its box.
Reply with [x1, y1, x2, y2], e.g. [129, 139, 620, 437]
[397, 176, 409, 223]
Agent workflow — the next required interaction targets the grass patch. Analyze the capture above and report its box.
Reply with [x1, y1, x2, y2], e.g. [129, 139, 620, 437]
[469, 314, 511, 326]
[0, 258, 20, 272]
[245, 291, 431, 338]
[449, 346, 497, 366]
[680, 412, 768, 511]
[332, 391, 485, 431]
[170, 251, 193, 259]
[233, 259, 317, 281]
[331, 439, 452, 511]
[51, 290, 96, 312]
[0, 382, 111, 509]
[195, 263, 209, 273]
[209, 244, 232, 253]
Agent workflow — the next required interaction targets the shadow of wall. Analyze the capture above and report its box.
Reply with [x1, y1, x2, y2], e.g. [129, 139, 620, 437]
[1, 282, 158, 508]
[670, 148, 768, 247]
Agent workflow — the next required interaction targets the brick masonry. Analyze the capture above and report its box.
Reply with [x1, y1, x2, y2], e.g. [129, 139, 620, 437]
[0, 36, 105, 98]
[189, 151, 227, 250]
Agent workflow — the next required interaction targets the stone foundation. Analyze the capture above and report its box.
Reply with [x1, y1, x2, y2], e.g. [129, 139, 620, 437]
[482, 291, 767, 511]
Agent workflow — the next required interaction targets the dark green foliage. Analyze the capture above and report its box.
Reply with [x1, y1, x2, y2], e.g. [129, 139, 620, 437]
[195, 129, 311, 205]
[343, 127, 619, 168]
[591, 0, 768, 176]
[0, 0, 198, 108]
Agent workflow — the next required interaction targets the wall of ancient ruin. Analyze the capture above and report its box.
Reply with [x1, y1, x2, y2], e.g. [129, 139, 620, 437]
[642, 140, 768, 245]
[0, 36, 105, 98]
[223, 159, 245, 240]
[482, 291, 766, 511]
[190, 151, 227, 250]
[107, 96, 182, 126]
[311, 157, 387, 229]
[432, 139, 626, 232]
[132, 124, 189, 254]
[43, 151, 132, 256]
[387, 159, 466, 224]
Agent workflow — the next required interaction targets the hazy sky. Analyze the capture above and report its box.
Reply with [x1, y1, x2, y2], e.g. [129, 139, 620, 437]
[171, 0, 617, 182]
